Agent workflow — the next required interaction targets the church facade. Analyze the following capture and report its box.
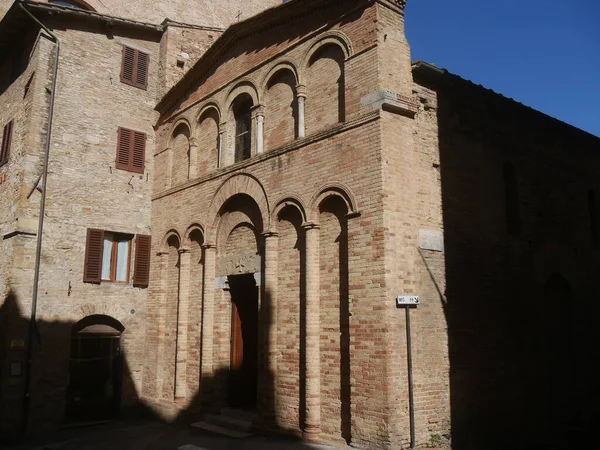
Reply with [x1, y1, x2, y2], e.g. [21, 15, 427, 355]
[1, 1, 599, 449]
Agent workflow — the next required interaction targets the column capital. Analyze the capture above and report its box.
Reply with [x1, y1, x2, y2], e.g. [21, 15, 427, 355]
[251, 104, 266, 118]
[296, 84, 307, 98]
[157, 250, 169, 256]
[202, 242, 217, 250]
[262, 231, 279, 239]
[189, 137, 198, 147]
[302, 221, 320, 231]
[218, 122, 227, 133]
[178, 246, 191, 254]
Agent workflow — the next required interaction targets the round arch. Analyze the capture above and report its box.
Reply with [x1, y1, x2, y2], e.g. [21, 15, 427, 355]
[206, 173, 270, 243]
[271, 196, 308, 229]
[308, 182, 359, 223]
[225, 79, 261, 110]
[262, 60, 301, 93]
[302, 31, 353, 71]
[169, 119, 192, 145]
[184, 223, 206, 247]
[72, 314, 124, 335]
[160, 229, 182, 252]
[195, 102, 222, 125]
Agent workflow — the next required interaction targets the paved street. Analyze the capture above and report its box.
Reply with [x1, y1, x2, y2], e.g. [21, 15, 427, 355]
[1, 420, 342, 450]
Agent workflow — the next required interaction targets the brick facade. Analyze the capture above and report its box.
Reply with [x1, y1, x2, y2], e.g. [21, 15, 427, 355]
[1, 0, 598, 448]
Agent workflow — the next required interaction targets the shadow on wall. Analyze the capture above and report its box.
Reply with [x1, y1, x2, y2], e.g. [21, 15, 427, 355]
[421, 70, 600, 450]
[0, 289, 143, 444]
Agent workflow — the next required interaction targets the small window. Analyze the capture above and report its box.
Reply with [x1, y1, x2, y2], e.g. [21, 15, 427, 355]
[101, 233, 132, 282]
[233, 96, 253, 162]
[116, 127, 146, 173]
[0, 120, 14, 167]
[84, 229, 151, 287]
[503, 162, 521, 235]
[120, 45, 149, 90]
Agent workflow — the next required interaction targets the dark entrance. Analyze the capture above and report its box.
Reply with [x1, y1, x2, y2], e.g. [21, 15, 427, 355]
[65, 315, 123, 422]
[228, 273, 259, 408]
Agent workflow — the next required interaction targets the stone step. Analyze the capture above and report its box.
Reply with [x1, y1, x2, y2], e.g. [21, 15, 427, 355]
[205, 413, 253, 432]
[219, 407, 256, 422]
[190, 421, 253, 439]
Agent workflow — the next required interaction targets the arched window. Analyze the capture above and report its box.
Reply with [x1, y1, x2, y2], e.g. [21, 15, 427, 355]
[49, 0, 94, 11]
[233, 95, 253, 162]
[503, 162, 521, 235]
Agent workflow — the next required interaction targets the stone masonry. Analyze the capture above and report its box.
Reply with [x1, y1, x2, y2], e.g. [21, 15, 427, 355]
[1, 0, 599, 449]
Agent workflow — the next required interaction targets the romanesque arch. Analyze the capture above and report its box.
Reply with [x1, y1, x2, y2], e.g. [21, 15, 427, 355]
[264, 66, 298, 150]
[207, 173, 270, 243]
[308, 183, 359, 223]
[196, 106, 220, 174]
[170, 121, 192, 185]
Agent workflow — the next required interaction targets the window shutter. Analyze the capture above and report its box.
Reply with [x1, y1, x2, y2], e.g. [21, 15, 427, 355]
[131, 131, 146, 173]
[116, 127, 132, 170]
[120, 46, 149, 90]
[83, 228, 104, 283]
[116, 128, 145, 173]
[0, 120, 13, 166]
[133, 234, 152, 287]
[121, 46, 135, 85]
[136, 51, 149, 89]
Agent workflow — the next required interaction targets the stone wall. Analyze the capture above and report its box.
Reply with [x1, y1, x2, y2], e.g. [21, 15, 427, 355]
[0, 29, 55, 441]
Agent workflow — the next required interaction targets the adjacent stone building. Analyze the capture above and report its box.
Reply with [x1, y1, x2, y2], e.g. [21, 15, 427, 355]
[1, 0, 598, 448]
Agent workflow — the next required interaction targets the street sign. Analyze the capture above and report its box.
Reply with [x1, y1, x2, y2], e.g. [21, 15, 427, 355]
[396, 296, 419, 307]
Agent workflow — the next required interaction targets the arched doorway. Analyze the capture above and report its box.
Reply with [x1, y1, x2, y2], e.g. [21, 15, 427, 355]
[65, 315, 124, 421]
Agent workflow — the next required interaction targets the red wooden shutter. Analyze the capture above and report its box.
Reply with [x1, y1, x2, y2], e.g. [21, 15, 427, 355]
[133, 234, 152, 287]
[0, 120, 13, 166]
[120, 46, 149, 90]
[116, 127, 132, 170]
[83, 229, 104, 283]
[135, 51, 149, 89]
[121, 46, 135, 85]
[131, 131, 146, 173]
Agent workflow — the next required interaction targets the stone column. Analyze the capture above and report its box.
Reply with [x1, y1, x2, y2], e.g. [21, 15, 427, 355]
[262, 231, 279, 422]
[175, 247, 190, 399]
[303, 222, 321, 440]
[155, 251, 169, 398]
[200, 243, 217, 400]
[188, 138, 198, 180]
[166, 147, 173, 189]
[218, 122, 226, 168]
[296, 84, 306, 138]
[253, 105, 265, 154]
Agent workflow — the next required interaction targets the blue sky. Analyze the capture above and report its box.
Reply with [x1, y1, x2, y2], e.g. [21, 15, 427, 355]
[405, 0, 600, 137]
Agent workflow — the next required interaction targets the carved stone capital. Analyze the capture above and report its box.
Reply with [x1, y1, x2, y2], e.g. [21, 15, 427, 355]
[296, 84, 307, 98]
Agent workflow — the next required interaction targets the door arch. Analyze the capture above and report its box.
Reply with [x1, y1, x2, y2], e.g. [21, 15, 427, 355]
[65, 315, 124, 421]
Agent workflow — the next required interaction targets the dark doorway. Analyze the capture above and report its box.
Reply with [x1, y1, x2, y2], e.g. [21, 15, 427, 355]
[228, 273, 259, 408]
[65, 317, 123, 422]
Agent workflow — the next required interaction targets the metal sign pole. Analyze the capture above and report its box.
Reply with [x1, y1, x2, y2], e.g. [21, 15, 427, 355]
[406, 305, 415, 450]
[396, 295, 418, 450]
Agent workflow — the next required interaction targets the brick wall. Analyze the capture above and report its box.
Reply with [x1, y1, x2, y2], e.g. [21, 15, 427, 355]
[414, 65, 600, 449]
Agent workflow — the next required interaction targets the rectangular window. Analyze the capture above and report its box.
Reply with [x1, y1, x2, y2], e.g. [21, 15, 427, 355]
[101, 232, 132, 282]
[116, 127, 146, 173]
[0, 120, 14, 167]
[84, 229, 151, 287]
[120, 45, 149, 90]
